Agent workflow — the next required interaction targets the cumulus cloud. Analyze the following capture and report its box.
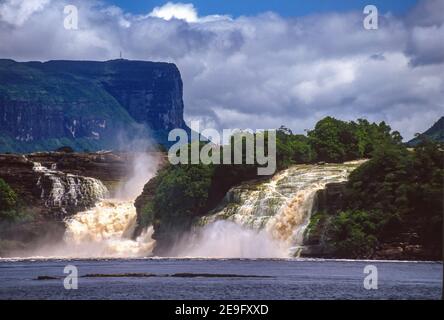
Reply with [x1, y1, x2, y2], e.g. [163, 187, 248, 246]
[147, 2, 229, 23]
[0, 0, 50, 25]
[0, 0, 442, 140]
[149, 2, 198, 23]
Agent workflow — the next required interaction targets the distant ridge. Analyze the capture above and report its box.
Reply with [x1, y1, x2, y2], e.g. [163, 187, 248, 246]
[407, 116, 444, 146]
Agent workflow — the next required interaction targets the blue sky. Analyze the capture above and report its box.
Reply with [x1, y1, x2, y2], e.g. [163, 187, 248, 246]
[107, 0, 418, 17]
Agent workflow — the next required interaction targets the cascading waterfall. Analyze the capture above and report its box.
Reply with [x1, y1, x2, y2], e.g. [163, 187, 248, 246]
[24, 152, 159, 258]
[53, 152, 159, 258]
[184, 161, 366, 258]
[26, 155, 362, 259]
[60, 200, 155, 258]
[28, 199, 155, 258]
[33, 161, 108, 211]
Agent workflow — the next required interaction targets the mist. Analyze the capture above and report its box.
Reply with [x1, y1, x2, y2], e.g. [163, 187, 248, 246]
[115, 151, 161, 200]
[170, 220, 288, 259]
[12, 224, 156, 259]
[113, 126, 163, 199]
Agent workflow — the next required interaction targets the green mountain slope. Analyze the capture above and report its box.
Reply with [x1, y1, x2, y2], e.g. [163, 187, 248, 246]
[407, 116, 444, 146]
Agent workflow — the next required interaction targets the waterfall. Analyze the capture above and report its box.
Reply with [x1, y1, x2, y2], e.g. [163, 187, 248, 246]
[38, 152, 160, 258]
[32, 161, 108, 212]
[23, 155, 362, 259]
[29, 199, 155, 258]
[61, 200, 155, 258]
[15, 152, 160, 258]
[191, 161, 366, 258]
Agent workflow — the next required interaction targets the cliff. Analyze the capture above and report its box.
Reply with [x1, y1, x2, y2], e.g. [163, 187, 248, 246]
[0, 59, 189, 153]
[302, 183, 441, 260]
[0, 151, 141, 218]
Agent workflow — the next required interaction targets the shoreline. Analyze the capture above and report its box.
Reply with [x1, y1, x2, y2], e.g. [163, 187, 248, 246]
[0, 256, 441, 263]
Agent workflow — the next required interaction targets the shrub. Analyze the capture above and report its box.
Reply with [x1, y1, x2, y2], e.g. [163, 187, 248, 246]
[0, 178, 17, 211]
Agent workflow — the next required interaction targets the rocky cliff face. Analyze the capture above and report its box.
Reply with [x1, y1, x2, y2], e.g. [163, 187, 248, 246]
[300, 182, 348, 258]
[96, 60, 187, 132]
[0, 59, 189, 153]
[0, 151, 135, 218]
[313, 182, 348, 215]
[302, 182, 439, 260]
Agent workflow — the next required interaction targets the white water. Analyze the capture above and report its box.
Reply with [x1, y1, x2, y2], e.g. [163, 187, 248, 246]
[172, 220, 288, 258]
[19, 156, 363, 259]
[61, 200, 155, 258]
[188, 161, 366, 258]
[57, 160, 363, 259]
[22, 153, 160, 258]
[56, 152, 160, 258]
[32, 161, 108, 209]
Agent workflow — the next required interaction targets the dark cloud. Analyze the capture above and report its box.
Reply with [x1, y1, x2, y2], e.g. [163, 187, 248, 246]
[406, 0, 444, 27]
[405, 0, 444, 66]
[369, 53, 386, 61]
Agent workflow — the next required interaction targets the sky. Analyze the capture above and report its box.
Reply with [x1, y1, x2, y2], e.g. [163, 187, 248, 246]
[0, 0, 443, 140]
[107, 0, 418, 17]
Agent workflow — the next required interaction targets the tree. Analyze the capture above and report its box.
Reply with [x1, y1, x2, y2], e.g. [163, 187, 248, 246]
[153, 164, 215, 220]
[351, 119, 401, 158]
[276, 126, 314, 169]
[330, 210, 380, 258]
[329, 139, 443, 258]
[0, 178, 17, 211]
[0, 178, 21, 221]
[308, 117, 359, 162]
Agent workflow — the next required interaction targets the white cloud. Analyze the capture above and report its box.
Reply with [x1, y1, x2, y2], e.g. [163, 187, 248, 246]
[147, 2, 230, 23]
[0, 0, 442, 140]
[0, 0, 50, 26]
[148, 2, 198, 23]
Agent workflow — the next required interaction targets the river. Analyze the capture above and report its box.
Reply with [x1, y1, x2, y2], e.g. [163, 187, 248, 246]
[0, 258, 441, 299]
